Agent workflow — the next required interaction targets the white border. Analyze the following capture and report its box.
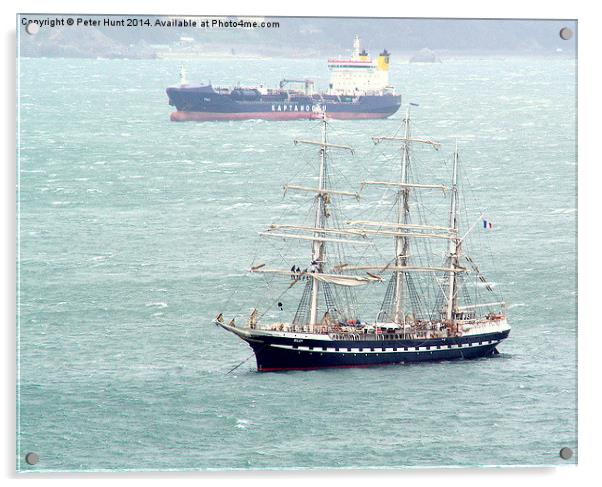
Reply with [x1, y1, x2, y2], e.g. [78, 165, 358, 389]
[4, 0, 599, 485]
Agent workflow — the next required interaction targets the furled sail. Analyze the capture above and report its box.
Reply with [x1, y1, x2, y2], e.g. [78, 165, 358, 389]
[346, 220, 455, 232]
[249, 267, 381, 287]
[334, 264, 467, 273]
[360, 180, 447, 193]
[265, 224, 367, 238]
[283, 184, 360, 200]
[371, 136, 441, 150]
[312, 272, 382, 286]
[259, 232, 370, 246]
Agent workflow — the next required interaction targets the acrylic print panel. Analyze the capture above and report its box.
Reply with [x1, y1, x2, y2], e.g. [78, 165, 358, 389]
[16, 15, 577, 471]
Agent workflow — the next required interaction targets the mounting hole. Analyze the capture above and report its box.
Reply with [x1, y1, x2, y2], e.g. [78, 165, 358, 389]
[559, 27, 573, 40]
[559, 447, 573, 460]
[25, 452, 39, 465]
[25, 22, 40, 35]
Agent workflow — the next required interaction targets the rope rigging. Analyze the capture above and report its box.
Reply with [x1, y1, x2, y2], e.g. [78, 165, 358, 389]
[218, 112, 505, 330]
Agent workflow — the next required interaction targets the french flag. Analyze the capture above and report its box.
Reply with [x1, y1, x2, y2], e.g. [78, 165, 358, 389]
[483, 219, 493, 229]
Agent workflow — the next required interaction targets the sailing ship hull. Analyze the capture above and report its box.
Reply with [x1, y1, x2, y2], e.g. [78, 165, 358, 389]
[219, 324, 510, 372]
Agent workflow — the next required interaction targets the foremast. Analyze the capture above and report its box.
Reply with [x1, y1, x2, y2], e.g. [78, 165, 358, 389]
[309, 117, 328, 327]
[253, 112, 379, 333]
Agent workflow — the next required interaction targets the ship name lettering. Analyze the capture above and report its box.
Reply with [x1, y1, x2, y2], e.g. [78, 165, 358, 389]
[272, 104, 311, 112]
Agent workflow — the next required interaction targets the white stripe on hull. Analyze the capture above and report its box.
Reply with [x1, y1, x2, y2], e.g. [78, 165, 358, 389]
[270, 340, 499, 354]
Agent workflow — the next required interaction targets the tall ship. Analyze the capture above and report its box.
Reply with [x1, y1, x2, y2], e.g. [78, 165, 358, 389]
[166, 36, 401, 121]
[215, 110, 510, 371]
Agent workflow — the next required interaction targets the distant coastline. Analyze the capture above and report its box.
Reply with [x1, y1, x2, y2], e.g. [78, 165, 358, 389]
[18, 17, 576, 60]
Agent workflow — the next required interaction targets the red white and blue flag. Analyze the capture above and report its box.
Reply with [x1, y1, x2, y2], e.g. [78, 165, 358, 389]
[483, 219, 493, 229]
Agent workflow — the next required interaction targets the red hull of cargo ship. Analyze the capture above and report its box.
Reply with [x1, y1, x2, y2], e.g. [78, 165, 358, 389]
[170, 111, 395, 122]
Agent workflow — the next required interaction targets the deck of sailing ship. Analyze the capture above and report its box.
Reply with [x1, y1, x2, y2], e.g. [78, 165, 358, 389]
[214, 108, 510, 370]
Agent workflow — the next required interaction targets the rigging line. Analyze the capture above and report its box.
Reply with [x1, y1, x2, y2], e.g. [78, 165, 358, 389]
[226, 344, 267, 375]
[258, 198, 320, 316]
[275, 134, 324, 211]
[258, 173, 320, 288]
[259, 273, 282, 313]
[220, 249, 264, 317]
[322, 122, 374, 178]
[362, 149, 403, 193]
[326, 191, 359, 317]
[257, 282, 298, 321]
[407, 212, 435, 317]
[357, 179, 399, 219]
[257, 214, 312, 314]
[225, 142, 334, 320]
[257, 224, 311, 318]
[353, 119, 403, 184]
[281, 137, 330, 209]
[411, 165, 439, 275]
[329, 159, 360, 202]
[270, 183, 320, 259]
[457, 158, 502, 302]
[351, 191, 398, 267]
[413, 140, 444, 313]
[221, 256, 256, 309]
[262, 231, 294, 275]
[325, 160, 367, 317]
[405, 160, 427, 318]
[323, 137, 369, 202]
[332, 215, 360, 317]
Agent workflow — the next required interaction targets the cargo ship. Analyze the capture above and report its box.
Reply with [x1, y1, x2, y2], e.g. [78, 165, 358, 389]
[166, 36, 401, 121]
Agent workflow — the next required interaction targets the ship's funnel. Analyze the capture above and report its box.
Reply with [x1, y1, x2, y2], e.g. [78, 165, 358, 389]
[377, 50, 390, 71]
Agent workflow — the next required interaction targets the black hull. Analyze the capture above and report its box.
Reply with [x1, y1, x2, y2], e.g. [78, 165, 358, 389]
[166, 85, 401, 121]
[223, 326, 510, 372]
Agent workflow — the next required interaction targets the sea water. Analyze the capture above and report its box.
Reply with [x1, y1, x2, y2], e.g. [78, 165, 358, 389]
[17, 55, 576, 470]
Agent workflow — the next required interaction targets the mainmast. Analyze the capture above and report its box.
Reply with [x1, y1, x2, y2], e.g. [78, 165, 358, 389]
[393, 107, 411, 324]
[309, 116, 328, 328]
[361, 106, 445, 325]
[445, 142, 460, 322]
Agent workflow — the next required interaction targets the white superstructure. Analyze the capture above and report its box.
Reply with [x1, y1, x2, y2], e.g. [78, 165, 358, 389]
[328, 35, 392, 96]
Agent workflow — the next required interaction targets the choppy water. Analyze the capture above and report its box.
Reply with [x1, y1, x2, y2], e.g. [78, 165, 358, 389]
[17, 55, 576, 471]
